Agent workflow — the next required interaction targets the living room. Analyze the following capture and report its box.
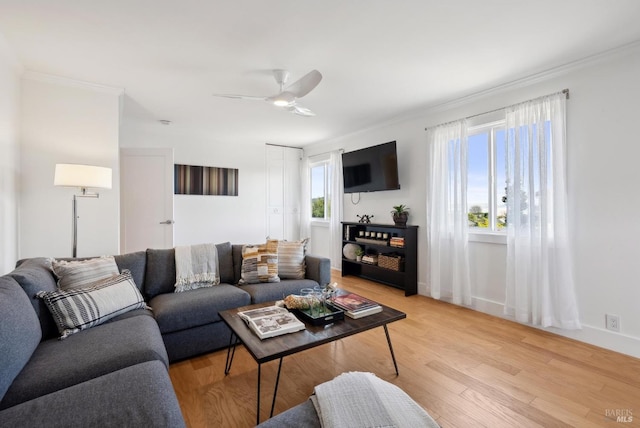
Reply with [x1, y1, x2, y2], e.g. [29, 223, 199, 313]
[1, 1, 640, 427]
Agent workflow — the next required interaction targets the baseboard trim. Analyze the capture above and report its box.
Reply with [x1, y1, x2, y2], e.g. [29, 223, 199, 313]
[471, 296, 640, 359]
[416, 284, 640, 359]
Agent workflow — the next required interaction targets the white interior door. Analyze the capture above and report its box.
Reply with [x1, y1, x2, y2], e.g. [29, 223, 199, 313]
[120, 148, 174, 253]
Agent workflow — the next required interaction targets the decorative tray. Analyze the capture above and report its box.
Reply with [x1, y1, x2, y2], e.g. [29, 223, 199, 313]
[293, 303, 344, 326]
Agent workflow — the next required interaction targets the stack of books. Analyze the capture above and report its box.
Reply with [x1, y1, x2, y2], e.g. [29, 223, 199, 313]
[330, 292, 382, 319]
[389, 237, 405, 248]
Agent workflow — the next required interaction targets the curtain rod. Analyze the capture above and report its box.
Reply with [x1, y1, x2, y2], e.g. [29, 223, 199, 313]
[265, 143, 303, 150]
[424, 88, 569, 131]
[306, 148, 344, 158]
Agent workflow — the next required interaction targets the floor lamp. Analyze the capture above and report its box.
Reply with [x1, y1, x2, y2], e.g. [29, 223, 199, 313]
[54, 164, 113, 258]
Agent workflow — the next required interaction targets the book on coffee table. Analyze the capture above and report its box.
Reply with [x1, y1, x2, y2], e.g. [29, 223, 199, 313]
[330, 292, 382, 319]
[238, 306, 305, 339]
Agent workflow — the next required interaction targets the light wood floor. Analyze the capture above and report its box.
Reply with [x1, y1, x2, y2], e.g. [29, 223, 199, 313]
[169, 272, 640, 427]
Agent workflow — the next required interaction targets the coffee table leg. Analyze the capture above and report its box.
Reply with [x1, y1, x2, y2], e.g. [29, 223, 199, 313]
[270, 358, 284, 418]
[383, 324, 399, 375]
[256, 363, 261, 425]
[224, 332, 238, 375]
[256, 357, 283, 424]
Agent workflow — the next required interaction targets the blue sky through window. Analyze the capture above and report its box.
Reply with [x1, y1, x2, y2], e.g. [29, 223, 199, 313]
[467, 127, 506, 229]
[311, 165, 324, 198]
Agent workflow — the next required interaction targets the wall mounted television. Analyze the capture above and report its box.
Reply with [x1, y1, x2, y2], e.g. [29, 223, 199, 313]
[342, 141, 400, 193]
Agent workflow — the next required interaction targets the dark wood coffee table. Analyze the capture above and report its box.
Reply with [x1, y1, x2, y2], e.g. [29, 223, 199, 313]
[219, 298, 406, 424]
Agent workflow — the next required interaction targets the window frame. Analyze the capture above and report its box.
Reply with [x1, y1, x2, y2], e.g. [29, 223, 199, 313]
[467, 119, 507, 239]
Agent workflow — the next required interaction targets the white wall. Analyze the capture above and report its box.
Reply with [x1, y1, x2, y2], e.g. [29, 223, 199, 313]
[305, 44, 640, 357]
[120, 119, 270, 246]
[0, 34, 21, 274]
[19, 73, 122, 259]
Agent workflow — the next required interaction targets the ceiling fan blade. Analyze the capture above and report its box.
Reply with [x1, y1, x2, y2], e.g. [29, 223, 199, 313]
[284, 70, 322, 98]
[212, 94, 267, 101]
[285, 104, 316, 117]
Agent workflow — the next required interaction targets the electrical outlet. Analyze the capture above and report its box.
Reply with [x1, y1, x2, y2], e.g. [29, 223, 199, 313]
[605, 314, 620, 332]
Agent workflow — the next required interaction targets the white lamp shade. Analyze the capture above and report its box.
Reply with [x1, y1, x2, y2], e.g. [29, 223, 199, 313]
[54, 164, 112, 189]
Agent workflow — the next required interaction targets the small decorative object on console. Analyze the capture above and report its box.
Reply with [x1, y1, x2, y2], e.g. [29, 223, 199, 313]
[357, 214, 374, 223]
[391, 205, 409, 226]
[389, 236, 405, 248]
[342, 243, 362, 260]
[361, 254, 378, 265]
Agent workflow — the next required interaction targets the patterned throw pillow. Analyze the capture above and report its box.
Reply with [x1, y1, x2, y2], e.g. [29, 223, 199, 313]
[36, 270, 147, 339]
[277, 239, 308, 279]
[239, 240, 280, 284]
[52, 256, 120, 290]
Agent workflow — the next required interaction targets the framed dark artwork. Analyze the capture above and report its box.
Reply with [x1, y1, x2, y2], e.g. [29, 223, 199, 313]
[174, 164, 238, 196]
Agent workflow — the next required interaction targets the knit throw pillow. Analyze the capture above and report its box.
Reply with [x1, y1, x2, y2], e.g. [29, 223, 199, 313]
[239, 240, 280, 284]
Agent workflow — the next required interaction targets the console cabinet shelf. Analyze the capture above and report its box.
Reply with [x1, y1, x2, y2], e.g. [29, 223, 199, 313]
[341, 221, 418, 296]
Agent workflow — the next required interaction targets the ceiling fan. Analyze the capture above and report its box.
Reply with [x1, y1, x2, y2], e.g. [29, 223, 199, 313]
[213, 69, 322, 117]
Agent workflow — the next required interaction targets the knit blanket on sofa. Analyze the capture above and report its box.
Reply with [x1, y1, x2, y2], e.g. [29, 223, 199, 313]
[174, 243, 219, 292]
[310, 372, 439, 428]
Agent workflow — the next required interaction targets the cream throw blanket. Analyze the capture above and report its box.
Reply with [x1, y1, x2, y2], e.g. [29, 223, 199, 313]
[174, 243, 219, 292]
[310, 372, 439, 428]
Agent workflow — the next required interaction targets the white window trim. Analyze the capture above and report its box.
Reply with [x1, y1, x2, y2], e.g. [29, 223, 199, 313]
[469, 230, 507, 244]
[468, 119, 506, 235]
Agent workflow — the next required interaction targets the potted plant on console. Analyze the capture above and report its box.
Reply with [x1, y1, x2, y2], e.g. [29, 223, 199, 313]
[391, 204, 409, 226]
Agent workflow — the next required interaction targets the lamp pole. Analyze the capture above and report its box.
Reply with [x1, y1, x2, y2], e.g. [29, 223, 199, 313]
[72, 188, 99, 258]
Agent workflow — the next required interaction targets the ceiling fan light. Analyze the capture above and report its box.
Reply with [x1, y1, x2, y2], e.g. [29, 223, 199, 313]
[272, 91, 295, 106]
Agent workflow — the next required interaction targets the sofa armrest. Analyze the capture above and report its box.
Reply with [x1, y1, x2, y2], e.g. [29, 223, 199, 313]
[304, 254, 331, 286]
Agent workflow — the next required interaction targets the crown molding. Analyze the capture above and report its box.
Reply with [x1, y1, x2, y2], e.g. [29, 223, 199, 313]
[310, 38, 640, 149]
[418, 39, 640, 116]
[22, 70, 124, 95]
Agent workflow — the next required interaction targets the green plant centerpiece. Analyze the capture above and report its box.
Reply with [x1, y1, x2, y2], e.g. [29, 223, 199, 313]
[391, 204, 409, 226]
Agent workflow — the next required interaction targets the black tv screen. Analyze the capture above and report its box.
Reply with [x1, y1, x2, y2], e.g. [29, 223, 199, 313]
[342, 141, 400, 193]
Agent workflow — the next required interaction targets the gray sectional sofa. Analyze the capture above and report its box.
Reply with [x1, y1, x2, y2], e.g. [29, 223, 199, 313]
[0, 242, 330, 427]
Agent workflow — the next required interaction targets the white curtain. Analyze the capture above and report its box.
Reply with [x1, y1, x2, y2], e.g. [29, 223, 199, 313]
[427, 120, 472, 305]
[329, 150, 343, 270]
[299, 155, 311, 240]
[504, 93, 581, 329]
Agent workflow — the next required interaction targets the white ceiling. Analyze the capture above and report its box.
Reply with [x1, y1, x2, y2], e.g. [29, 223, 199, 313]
[2, 1, 640, 146]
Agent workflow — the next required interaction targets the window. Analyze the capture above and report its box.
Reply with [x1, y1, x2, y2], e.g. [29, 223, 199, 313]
[310, 161, 331, 220]
[467, 121, 506, 232]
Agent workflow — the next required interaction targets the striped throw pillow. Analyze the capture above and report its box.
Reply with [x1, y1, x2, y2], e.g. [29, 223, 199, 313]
[277, 239, 308, 279]
[37, 270, 147, 339]
[239, 240, 280, 284]
[52, 256, 120, 290]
